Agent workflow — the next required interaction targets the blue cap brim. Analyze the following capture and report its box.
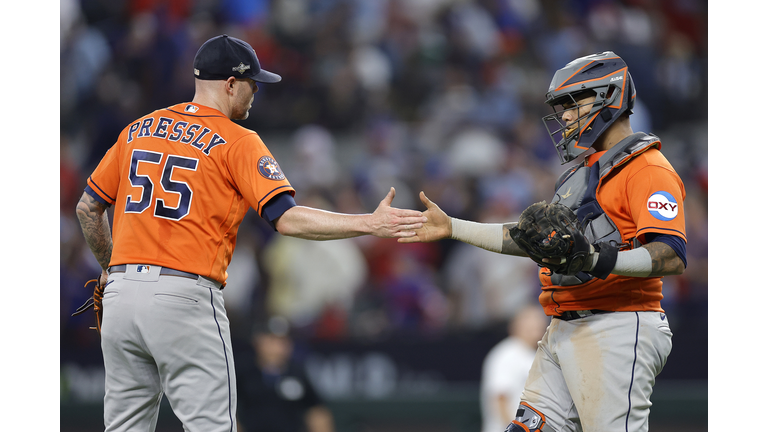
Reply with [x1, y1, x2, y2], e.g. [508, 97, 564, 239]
[253, 69, 282, 83]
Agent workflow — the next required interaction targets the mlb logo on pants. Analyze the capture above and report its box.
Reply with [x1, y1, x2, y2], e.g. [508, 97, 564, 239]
[137, 265, 151, 273]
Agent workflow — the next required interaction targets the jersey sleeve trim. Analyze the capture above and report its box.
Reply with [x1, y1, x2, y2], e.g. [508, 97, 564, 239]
[84, 185, 112, 207]
[636, 226, 687, 242]
[86, 176, 115, 205]
[256, 185, 296, 214]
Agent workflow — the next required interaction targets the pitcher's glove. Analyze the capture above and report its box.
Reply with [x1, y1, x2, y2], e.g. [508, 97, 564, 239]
[71, 276, 106, 334]
[509, 201, 596, 276]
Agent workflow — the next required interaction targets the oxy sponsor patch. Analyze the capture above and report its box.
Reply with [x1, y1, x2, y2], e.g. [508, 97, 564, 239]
[647, 191, 678, 221]
[258, 156, 286, 180]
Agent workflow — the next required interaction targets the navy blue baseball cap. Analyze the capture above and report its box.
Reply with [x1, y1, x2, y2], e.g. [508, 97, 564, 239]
[193, 34, 281, 83]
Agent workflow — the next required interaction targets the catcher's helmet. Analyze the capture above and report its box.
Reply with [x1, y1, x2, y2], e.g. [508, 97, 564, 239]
[542, 51, 635, 164]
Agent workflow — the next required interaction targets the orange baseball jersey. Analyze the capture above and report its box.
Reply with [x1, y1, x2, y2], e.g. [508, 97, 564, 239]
[539, 146, 686, 315]
[85, 102, 295, 284]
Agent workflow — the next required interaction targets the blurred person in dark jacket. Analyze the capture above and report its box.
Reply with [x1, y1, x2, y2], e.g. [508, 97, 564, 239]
[236, 316, 334, 432]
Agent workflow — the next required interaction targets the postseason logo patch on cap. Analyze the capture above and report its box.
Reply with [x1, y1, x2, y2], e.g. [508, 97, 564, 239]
[232, 62, 251, 74]
[647, 191, 678, 221]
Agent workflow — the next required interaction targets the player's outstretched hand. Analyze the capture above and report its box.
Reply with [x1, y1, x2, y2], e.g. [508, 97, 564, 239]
[398, 191, 451, 243]
[370, 187, 428, 238]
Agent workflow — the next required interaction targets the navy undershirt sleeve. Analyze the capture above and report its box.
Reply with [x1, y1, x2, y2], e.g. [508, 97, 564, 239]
[644, 233, 687, 268]
[84, 185, 112, 207]
[261, 192, 297, 231]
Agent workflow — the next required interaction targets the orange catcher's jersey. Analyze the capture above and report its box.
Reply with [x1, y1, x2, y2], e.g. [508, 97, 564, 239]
[86, 102, 295, 284]
[538, 147, 686, 315]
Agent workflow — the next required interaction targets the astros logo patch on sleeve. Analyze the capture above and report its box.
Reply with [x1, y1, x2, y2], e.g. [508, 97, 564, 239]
[647, 191, 679, 221]
[258, 156, 286, 180]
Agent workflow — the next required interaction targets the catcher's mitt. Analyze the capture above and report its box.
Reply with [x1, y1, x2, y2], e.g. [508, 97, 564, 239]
[71, 276, 105, 334]
[509, 201, 593, 275]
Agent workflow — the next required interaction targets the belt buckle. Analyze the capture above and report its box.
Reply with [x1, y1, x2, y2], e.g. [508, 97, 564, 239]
[575, 310, 593, 318]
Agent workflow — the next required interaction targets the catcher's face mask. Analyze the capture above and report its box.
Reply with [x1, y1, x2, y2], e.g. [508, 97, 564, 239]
[541, 51, 636, 164]
[543, 92, 600, 154]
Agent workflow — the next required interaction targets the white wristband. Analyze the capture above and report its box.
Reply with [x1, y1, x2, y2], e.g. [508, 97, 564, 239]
[612, 247, 653, 277]
[450, 218, 504, 253]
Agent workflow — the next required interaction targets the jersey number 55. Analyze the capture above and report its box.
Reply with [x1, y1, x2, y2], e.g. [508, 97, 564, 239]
[125, 149, 199, 221]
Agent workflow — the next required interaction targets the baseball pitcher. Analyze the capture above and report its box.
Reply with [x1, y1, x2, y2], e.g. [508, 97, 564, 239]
[75, 34, 426, 432]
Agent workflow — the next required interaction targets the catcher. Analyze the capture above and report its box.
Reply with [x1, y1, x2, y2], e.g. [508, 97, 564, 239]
[399, 52, 686, 432]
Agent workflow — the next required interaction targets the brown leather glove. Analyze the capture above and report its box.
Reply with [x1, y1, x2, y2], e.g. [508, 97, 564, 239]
[71, 276, 106, 334]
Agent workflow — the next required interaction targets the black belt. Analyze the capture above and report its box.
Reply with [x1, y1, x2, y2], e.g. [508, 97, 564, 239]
[108, 264, 199, 280]
[553, 310, 613, 321]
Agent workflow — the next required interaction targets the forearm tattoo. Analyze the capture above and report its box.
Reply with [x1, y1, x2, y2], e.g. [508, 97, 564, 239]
[643, 241, 684, 276]
[501, 222, 527, 256]
[76, 194, 113, 271]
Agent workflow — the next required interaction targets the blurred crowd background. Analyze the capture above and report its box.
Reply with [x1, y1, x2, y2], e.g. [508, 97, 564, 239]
[59, 0, 707, 427]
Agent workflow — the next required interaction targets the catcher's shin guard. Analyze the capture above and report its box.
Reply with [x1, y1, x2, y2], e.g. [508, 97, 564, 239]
[504, 403, 556, 432]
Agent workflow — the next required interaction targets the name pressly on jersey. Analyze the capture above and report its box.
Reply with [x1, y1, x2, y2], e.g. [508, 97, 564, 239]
[126, 115, 228, 156]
